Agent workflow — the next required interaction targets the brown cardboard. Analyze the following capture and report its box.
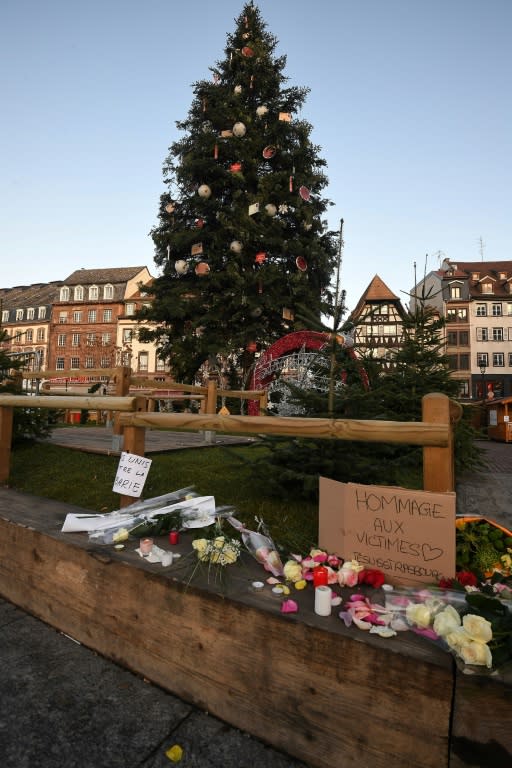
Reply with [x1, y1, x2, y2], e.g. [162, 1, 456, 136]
[319, 477, 456, 587]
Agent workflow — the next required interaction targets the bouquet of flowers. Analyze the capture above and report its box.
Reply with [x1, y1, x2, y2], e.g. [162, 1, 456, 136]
[227, 516, 284, 577]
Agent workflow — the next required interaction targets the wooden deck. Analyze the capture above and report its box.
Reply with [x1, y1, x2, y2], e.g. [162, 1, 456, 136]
[0, 487, 510, 768]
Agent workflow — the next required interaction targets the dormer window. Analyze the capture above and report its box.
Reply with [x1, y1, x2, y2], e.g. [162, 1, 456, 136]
[481, 281, 493, 294]
[103, 284, 114, 300]
[60, 286, 70, 301]
[472, 272, 480, 280]
[74, 285, 84, 301]
[499, 272, 507, 280]
[450, 285, 461, 299]
[89, 285, 99, 300]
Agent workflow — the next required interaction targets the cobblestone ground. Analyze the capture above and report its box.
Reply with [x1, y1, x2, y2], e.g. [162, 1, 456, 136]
[456, 439, 512, 531]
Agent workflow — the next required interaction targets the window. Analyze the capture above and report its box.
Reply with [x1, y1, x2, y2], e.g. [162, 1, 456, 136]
[59, 312, 68, 324]
[100, 356, 110, 368]
[27, 308, 35, 320]
[481, 281, 493, 294]
[57, 333, 66, 347]
[59, 287, 70, 301]
[493, 353, 505, 367]
[74, 286, 84, 301]
[447, 355, 457, 370]
[125, 302, 135, 316]
[459, 331, 469, 345]
[156, 358, 166, 371]
[103, 284, 114, 300]
[492, 303, 502, 316]
[101, 332, 111, 346]
[458, 380, 470, 397]
[475, 304, 487, 317]
[507, 303, 512, 316]
[450, 285, 461, 299]
[499, 272, 507, 280]
[459, 354, 469, 370]
[447, 331, 457, 346]
[103, 309, 113, 322]
[72, 332, 80, 346]
[492, 328, 504, 341]
[122, 329, 133, 343]
[87, 309, 97, 322]
[447, 308, 468, 322]
[86, 333, 95, 346]
[73, 311, 82, 323]
[38, 306, 46, 319]
[85, 356, 94, 368]
[1, 310, 8, 322]
[25, 329, 33, 342]
[36, 328, 45, 342]
[138, 352, 149, 372]
[56, 357, 65, 370]
[16, 309, 23, 321]
[70, 357, 80, 369]
[89, 285, 99, 300]
[508, 353, 512, 367]
[476, 328, 488, 341]
[477, 352, 488, 367]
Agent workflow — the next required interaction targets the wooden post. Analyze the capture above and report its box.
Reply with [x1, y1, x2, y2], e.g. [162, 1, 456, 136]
[119, 396, 147, 509]
[0, 405, 14, 483]
[112, 366, 132, 452]
[422, 393, 454, 492]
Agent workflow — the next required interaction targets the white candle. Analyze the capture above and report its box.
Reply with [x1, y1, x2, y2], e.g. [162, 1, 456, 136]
[314, 585, 332, 617]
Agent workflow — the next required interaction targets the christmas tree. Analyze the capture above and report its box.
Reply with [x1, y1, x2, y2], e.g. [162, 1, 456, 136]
[141, 2, 338, 384]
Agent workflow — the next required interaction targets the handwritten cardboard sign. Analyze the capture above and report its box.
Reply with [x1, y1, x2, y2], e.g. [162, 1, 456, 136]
[113, 452, 152, 498]
[319, 477, 456, 587]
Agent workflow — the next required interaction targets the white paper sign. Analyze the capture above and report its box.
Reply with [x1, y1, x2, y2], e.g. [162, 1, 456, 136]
[113, 451, 152, 497]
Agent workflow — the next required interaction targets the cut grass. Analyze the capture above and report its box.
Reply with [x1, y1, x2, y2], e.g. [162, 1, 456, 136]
[8, 441, 318, 554]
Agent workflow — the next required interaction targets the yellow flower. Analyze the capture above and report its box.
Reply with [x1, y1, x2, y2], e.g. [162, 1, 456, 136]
[283, 559, 303, 582]
[113, 527, 129, 543]
[294, 579, 307, 590]
[458, 638, 493, 668]
[192, 538, 209, 562]
[405, 602, 433, 629]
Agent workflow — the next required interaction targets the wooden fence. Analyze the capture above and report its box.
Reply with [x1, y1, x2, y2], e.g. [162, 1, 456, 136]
[0, 387, 461, 506]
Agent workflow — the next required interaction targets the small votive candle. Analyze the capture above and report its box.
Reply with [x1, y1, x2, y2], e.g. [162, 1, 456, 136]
[169, 530, 180, 545]
[314, 585, 332, 617]
[313, 565, 328, 587]
[140, 538, 153, 556]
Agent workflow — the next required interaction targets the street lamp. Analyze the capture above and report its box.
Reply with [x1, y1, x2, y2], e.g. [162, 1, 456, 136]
[479, 361, 487, 402]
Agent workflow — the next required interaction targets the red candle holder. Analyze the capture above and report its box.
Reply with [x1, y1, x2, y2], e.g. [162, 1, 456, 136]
[169, 531, 180, 545]
[313, 565, 328, 587]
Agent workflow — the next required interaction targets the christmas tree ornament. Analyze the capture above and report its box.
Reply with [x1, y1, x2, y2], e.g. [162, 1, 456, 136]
[262, 145, 276, 159]
[213, 143, 219, 159]
[195, 262, 210, 276]
[250, 75, 254, 89]
[255, 251, 267, 265]
[191, 243, 203, 256]
[232, 121, 247, 137]
[230, 240, 243, 253]
[195, 218, 204, 228]
[202, 120, 213, 133]
[296, 256, 308, 272]
[251, 306, 263, 318]
[220, 129, 233, 138]
[264, 203, 277, 217]
[174, 260, 189, 275]
[303, 221, 313, 231]
[165, 202, 175, 213]
[282, 307, 295, 321]
[299, 185, 311, 201]
[248, 202, 260, 216]
[229, 161, 243, 173]
[242, 46, 255, 57]
[246, 342, 257, 352]
[278, 112, 292, 122]
[242, 31, 250, 39]
[234, 84, 243, 94]
[278, 204, 289, 214]
[198, 184, 212, 198]
[256, 105, 269, 117]
[289, 175, 294, 192]
[202, 97, 207, 112]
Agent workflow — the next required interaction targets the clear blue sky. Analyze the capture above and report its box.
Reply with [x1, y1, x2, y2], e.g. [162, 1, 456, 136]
[1, 0, 510, 312]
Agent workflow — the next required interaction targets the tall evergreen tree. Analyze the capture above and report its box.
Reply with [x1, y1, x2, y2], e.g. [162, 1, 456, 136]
[140, 2, 338, 383]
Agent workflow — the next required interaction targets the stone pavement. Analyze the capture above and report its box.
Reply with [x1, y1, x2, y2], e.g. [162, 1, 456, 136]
[456, 439, 512, 533]
[0, 597, 309, 768]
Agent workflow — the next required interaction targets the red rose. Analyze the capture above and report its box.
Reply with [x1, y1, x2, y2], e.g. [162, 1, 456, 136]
[456, 571, 478, 587]
[438, 578, 454, 589]
[358, 568, 386, 589]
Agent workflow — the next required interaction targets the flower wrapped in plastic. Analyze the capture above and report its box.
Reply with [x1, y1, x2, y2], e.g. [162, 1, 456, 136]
[227, 516, 284, 577]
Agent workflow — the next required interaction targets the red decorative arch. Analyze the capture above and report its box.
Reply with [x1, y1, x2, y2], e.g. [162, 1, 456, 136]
[248, 330, 365, 414]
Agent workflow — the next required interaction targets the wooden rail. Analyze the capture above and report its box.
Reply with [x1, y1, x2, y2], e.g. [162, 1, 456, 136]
[0, 391, 458, 502]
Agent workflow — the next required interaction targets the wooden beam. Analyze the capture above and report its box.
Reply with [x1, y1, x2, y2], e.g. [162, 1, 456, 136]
[422, 393, 455, 492]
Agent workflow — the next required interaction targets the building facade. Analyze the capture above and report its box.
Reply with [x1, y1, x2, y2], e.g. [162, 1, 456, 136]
[349, 274, 407, 363]
[413, 259, 512, 400]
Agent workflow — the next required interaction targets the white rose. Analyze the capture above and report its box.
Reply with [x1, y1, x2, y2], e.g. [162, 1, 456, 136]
[462, 614, 493, 644]
[405, 602, 433, 629]
[458, 639, 493, 668]
[433, 605, 461, 637]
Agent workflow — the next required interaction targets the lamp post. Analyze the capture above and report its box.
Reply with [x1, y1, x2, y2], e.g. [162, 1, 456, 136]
[479, 361, 487, 433]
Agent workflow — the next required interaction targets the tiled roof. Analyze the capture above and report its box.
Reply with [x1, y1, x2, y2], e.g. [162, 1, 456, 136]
[441, 260, 512, 299]
[0, 281, 62, 309]
[63, 267, 148, 285]
[360, 275, 399, 301]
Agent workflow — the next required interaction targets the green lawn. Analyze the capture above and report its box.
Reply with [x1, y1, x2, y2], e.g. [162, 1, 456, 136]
[8, 440, 318, 553]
